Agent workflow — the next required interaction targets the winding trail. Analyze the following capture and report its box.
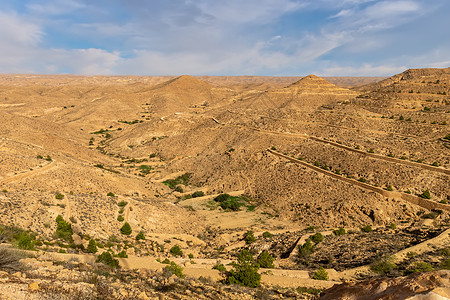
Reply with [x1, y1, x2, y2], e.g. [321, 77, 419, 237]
[268, 149, 450, 212]
[0, 160, 58, 185]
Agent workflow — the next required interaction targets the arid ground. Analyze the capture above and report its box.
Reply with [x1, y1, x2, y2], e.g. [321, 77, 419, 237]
[0, 68, 449, 299]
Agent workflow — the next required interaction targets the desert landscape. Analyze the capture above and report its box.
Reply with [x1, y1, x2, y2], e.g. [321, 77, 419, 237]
[0, 67, 448, 299]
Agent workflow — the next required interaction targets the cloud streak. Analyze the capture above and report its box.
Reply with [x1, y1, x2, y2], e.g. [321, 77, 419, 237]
[0, 0, 448, 76]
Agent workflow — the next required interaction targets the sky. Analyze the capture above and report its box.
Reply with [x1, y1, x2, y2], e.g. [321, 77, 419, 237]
[0, 0, 449, 76]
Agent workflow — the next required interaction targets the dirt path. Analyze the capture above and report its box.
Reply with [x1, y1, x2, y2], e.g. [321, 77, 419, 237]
[268, 149, 450, 212]
[0, 160, 58, 185]
[307, 135, 450, 176]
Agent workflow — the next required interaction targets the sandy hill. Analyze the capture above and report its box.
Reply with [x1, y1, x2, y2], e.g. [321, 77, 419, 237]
[140, 75, 235, 116]
[229, 75, 357, 111]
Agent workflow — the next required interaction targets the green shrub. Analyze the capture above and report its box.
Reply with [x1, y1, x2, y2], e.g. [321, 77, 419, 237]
[191, 191, 205, 198]
[96, 252, 119, 268]
[107, 192, 115, 197]
[386, 185, 393, 191]
[117, 201, 128, 207]
[17, 232, 35, 250]
[419, 190, 431, 199]
[227, 249, 261, 287]
[120, 222, 132, 235]
[117, 250, 128, 258]
[163, 173, 192, 189]
[298, 240, 314, 259]
[333, 227, 346, 236]
[55, 193, 64, 200]
[214, 193, 247, 211]
[312, 267, 329, 280]
[170, 245, 183, 257]
[361, 225, 372, 233]
[163, 261, 184, 278]
[139, 165, 152, 175]
[45, 155, 52, 161]
[55, 215, 73, 242]
[188, 253, 194, 259]
[87, 239, 98, 254]
[36, 155, 43, 159]
[432, 162, 440, 167]
[213, 263, 227, 272]
[135, 231, 145, 241]
[389, 223, 397, 229]
[311, 233, 323, 243]
[262, 231, 273, 239]
[371, 256, 396, 275]
[117, 215, 124, 222]
[408, 262, 433, 274]
[257, 251, 274, 268]
[440, 258, 450, 270]
[174, 186, 183, 193]
[244, 231, 256, 244]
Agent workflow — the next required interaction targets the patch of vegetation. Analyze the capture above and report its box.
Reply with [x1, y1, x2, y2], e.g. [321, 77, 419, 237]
[386, 185, 393, 191]
[262, 231, 273, 239]
[311, 233, 323, 243]
[96, 252, 119, 268]
[370, 256, 396, 275]
[107, 192, 115, 197]
[296, 287, 324, 296]
[170, 245, 183, 257]
[163, 261, 184, 278]
[139, 165, 152, 175]
[135, 231, 145, 241]
[257, 251, 274, 268]
[227, 249, 261, 288]
[87, 239, 98, 254]
[163, 173, 192, 189]
[312, 267, 329, 280]
[361, 225, 372, 233]
[117, 215, 124, 222]
[55, 215, 73, 242]
[117, 250, 128, 258]
[16, 231, 36, 250]
[213, 263, 227, 272]
[55, 193, 64, 200]
[298, 240, 314, 259]
[244, 231, 256, 244]
[407, 262, 433, 274]
[191, 191, 205, 198]
[117, 201, 128, 207]
[120, 222, 132, 235]
[333, 227, 346, 236]
[419, 189, 431, 199]
[213, 193, 248, 211]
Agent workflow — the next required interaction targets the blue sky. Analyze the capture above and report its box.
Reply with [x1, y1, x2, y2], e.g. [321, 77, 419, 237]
[0, 0, 448, 76]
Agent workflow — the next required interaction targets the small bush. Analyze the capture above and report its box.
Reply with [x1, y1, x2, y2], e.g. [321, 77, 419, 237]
[440, 258, 450, 270]
[120, 222, 132, 235]
[298, 240, 314, 259]
[163, 173, 192, 189]
[389, 223, 397, 229]
[361, 225, 372, 232]
[107, 192, 115, 197]
[170, 245, 183, 257]
[17, 232, 35, 250]
[227, 249, 261, 287]
[55, 193, 64, 200]
[432, 162, 440, 167]
[371, 256, 396, 275]
[117, 201, 128, 207]
[408, 262, 433, 274]
[191, 191, 205, 198]
[419, 190, 431, 199]
[311, 233, 323, 243]
[135, 231, 145, 241]
[117, 215, 124, 222]
[386, 185, 393, 191]
[117, 250, 128, 258]
[188, 253, 194, 259]
[55, 215, 73, 242]
[163, 261, 184, 278]
[87, 239, 98, 254]
[213, 263, 227, 272]
[244, 231, 256, 244]
[174, 186, 183, 193]
[312, 267, 329, 280]
[333, 227, 346, 236]
[96, 252, 119, 268]
[262, 231, 273, 238]
[257, 251, 274, 268]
